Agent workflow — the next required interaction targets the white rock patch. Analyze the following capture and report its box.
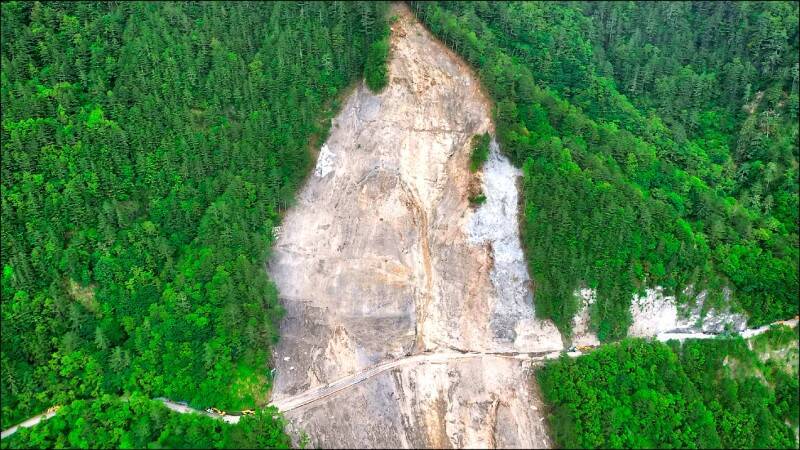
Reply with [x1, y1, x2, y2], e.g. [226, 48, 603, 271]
[466, 140, 563, 352]
[314, 143, 336, 178]
[625, 287, 748, 337]
[570, 286, 749, 341]
[571, 289, 600, 347]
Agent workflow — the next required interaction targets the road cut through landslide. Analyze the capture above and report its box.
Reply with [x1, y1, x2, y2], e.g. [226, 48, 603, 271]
[266, 3, 562, 448]
[2, 318, 795, 441]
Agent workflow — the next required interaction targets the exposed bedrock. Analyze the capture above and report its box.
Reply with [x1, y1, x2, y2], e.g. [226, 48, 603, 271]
[267, 4, 560, 448]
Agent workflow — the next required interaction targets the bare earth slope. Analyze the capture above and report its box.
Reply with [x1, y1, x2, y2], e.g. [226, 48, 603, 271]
[267, 4, 561, 448]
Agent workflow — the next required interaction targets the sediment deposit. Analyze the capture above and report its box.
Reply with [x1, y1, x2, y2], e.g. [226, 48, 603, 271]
[268, 4, 561, 447]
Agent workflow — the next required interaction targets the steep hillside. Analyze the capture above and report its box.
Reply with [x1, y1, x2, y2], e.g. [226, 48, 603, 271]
[0, 0, 388, 428]
[410, 1, 798, 342]
[537, 326, 799, 448]
[267, 4, 560, 447]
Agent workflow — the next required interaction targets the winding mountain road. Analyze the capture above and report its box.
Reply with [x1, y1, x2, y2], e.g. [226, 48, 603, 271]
[270, 349, 562, 412]
[0, 411, 58, 440]
[2, 317, 796, 440]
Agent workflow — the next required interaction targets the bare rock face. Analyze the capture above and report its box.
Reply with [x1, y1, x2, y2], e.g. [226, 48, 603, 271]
[572, 286, 749, 346]
[281, 357, 553, 449]
[268, 4, 561, 448]
[628, 287, 748, 337]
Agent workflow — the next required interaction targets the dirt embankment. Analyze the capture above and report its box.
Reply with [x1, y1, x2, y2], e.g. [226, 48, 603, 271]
[267, 3, 561, 448]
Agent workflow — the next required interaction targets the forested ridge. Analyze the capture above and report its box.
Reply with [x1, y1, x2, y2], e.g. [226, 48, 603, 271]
[410, 1, 799, 341]
[1, 0, 389, 434]
[410, 5, 800, 446]
[537, 325, 800, 448]
[1, 395, 292, 449]
[2, 0, 799, 448]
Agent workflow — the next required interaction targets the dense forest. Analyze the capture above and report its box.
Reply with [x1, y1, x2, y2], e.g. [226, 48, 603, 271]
[537, 325, 800, 448]
[1, 0, 389, 432]
[2, 0, 799, 448]
[1, 395, 292, 449]
[411, 1, 799, 341]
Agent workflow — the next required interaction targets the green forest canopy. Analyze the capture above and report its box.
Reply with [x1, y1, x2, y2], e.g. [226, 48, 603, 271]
[1, 0, 389, 430]
[537, 325, 800, 449]
[1, 394, 292, 449]
[1, 0, 799, 448]
[411, 1, 799, 341]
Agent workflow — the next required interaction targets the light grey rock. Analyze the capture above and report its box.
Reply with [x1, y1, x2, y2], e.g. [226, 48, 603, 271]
[267, 4, 561, 448]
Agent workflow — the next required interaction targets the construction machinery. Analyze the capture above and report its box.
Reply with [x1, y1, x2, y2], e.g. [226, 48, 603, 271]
[206, 407, 226, 416]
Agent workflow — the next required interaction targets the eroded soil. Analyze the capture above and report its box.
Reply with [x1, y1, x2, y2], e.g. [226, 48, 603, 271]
[267, 4, 560, 448]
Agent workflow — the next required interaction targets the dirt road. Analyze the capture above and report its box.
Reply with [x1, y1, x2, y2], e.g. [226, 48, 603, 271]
[270, 349, 562, 412]
[4, 317, 795, 441]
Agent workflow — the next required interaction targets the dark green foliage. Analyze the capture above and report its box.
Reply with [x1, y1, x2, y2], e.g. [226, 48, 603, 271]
[677, 338, 798, 448]
[364, 10, 391, 93]
[1, 0, 387, 430]
[469, 132, 491, 173]
[751, 323, 800, 350]
[410, 1, 799, 340]
[365, 36, 390, 93]
[1, 394, 290, 449]
[468, 193, 487, 206]
[773, 369, 800, 428]
[537, 337, 799, 449]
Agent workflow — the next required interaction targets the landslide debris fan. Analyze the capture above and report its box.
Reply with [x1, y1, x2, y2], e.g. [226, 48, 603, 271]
[267, 5, 560, 448]
[412, 0, 799, 342]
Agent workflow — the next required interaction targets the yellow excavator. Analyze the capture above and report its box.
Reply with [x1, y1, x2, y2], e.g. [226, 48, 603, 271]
[45, 406, 61, 414]
[205, 406, 258, 417]
[206, 407, 226, 416]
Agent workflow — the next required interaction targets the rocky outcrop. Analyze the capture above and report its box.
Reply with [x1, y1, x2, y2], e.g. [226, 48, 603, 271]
[628, 287, 748, 337]
[267, 4, 561, 448]
[280, 356, 553, 449]
[571, 286, 749, 346]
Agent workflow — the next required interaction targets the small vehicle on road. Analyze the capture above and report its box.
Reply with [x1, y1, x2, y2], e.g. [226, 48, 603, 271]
[206, 407, 226, 416]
